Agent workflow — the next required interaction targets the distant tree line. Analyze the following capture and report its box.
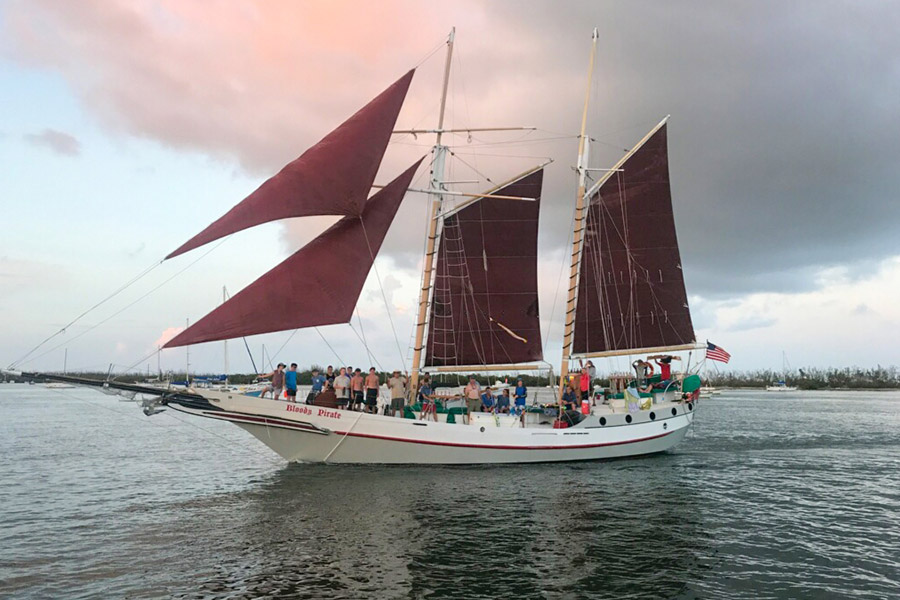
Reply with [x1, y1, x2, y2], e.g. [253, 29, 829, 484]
[17, 365, 900, 390]
[708, 366, 900, 389]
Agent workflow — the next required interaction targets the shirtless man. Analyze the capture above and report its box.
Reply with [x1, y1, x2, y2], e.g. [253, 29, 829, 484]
[364, 367, 380, 414]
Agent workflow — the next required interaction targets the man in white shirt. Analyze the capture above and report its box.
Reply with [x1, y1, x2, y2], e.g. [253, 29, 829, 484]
[387, 370, 408, 417]
[333, 367, 351, 410]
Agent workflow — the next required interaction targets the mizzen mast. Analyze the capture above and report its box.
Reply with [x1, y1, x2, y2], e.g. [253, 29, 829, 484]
[558, 27, 599, 399]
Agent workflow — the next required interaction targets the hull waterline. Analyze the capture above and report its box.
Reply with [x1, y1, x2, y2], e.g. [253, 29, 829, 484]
[167, 390, 696, 465]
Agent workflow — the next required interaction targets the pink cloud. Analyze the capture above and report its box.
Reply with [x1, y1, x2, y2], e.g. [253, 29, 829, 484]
[152, 326, 184, 349]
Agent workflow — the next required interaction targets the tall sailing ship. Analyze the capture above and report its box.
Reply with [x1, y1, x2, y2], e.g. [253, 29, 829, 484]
[8, 29, 705, 464]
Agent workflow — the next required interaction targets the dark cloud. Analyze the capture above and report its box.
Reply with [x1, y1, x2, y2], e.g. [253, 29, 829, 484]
[23, 128, 81, 156]
[5, 0, 899, 303]
[479, 1, 900, 298]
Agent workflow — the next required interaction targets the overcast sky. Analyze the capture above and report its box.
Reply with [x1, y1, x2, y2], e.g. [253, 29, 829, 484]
[2, 0, 898, 375]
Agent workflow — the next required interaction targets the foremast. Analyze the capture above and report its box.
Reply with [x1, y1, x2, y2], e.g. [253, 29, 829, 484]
[407, 28, 540, 397]
[409, 27, 455, 400]
[558, 28, 599, 400]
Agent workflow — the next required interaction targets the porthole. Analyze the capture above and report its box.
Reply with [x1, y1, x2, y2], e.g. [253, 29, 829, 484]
[671, 408, 678, 416]
[480, 427, 485, 432]
[625, 415, 632, 424]
[599, 417, 607, 426]
[649, 412, 656, 421]
[687, 403, 693, 411]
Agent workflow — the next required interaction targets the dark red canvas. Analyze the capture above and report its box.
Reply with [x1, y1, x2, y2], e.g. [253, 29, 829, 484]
[573, 124, 695, 354]
[164, 158, 423, 347]
[166, 70, 414, 259]
[425, 169, 544, 367]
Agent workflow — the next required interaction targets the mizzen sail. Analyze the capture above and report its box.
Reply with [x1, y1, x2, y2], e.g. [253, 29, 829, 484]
[572, 122, 695, 356]
[164, 158, 423, 348]
[166, 70, 414, 260]
[424, 169, 544, 367]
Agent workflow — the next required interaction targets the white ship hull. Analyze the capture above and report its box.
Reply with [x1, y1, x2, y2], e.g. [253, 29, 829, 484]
[167, 390, 695, 464]
[765, 385, 798, 392]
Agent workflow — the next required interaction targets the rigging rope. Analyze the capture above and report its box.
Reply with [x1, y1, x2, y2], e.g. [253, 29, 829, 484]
[314, 327, 344, 367]
[9, 259, 163, 369]
[19, 238, 231, 369]
[359, 218, 408, 371]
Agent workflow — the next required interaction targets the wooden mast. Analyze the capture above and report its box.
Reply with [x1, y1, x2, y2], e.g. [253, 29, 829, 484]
[409, 27, 455, 400]
[558, 28, 599, 400]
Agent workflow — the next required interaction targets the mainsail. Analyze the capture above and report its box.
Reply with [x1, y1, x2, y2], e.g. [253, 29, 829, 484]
[424, 169, 544, 368]
[166, 70, 414, 259]
[164, 159, 423, 348]
[572, 122, 695, 356]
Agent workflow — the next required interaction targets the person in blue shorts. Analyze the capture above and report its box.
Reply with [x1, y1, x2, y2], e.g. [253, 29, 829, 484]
[284, 363, 299, 402]
[307, 368, 326, 404]
[514, 378, 527, 414]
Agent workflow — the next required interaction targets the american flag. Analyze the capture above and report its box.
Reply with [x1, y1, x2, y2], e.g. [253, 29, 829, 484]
[706, 341, 731, 363]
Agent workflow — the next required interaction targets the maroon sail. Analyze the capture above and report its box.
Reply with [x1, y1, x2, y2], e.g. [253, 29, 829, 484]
[424, 169, 544, 367]
[166, 70, 414, 259]
[572, 123, 695, 355]
[164, 158, 423, 348]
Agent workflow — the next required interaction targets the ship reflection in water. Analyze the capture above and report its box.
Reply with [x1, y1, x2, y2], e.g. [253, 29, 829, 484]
[1, 386, 899, 599]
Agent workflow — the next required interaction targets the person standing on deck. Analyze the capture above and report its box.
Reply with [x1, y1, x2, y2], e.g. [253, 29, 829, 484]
[580, 368, 591, 404]
[513, 378, 528, 414]
[325, 365, 336, 385]
[364, 367, 380, 414]
[307, 368, 325, 404]
[350, 368, 365, 411]
[387, 370, 407, 417]
[284, 363, 299, 402]
[463, 376, 482, 421]
[259, 363, 285, 399]
[418, 376, 437, 421]
[334, 367, 351, 409]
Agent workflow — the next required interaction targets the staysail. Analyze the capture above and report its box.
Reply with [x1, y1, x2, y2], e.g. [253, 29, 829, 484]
[424, 168, 544, 368]
[164, 158, 423, 348]
[572, 121, 695, 356]
[166, 70, 414, 259]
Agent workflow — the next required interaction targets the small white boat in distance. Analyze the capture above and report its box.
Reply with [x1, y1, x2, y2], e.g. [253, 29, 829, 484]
[765, 382, 798, 392]
[767, 352, 797, 391]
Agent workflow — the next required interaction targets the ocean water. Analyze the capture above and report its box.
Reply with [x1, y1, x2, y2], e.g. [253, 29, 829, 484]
[1, 385, 898, 599]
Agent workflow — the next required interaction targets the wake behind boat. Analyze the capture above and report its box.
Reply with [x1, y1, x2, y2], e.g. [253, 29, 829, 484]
[7, 28, 710, 464]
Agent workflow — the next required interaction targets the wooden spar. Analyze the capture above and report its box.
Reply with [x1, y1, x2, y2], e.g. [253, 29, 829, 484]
[558, 27, 599, 402]
[570, 342, 704, 360]
[393, 126, 536, 135]
[409, 27, 455, 402]
[429, 363, 545, 373]
[435, 160, 551, 219]
[370, 185, 538, 203]
[584, 115, 670, 199]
